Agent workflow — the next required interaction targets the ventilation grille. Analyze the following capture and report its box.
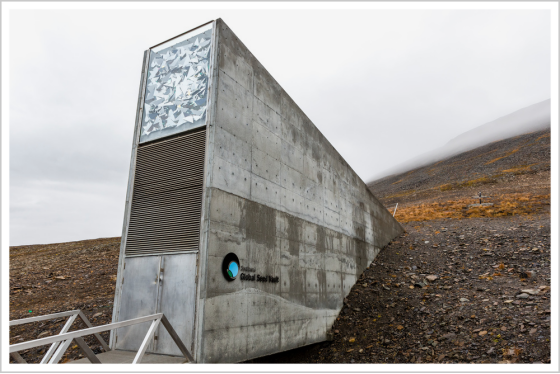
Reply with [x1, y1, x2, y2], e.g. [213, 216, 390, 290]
[125, 128, 206, 257]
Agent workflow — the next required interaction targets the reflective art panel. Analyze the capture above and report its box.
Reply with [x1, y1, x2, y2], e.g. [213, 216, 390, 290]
[140, 24, 213, 143]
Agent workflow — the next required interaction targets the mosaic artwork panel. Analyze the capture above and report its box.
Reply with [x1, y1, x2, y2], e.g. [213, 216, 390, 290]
[140, 26, 213, 143]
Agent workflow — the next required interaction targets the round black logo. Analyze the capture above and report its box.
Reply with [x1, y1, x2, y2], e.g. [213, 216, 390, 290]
[222, 253, 240, 281]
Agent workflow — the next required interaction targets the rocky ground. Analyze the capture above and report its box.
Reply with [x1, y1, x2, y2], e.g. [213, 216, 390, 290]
[250, 213, 551, 364]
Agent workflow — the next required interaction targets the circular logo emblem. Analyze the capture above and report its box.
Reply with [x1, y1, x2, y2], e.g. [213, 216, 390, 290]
[222, 253, 240, 281]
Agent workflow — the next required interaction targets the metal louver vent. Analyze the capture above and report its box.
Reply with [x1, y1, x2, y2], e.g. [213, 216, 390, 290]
[125, 128, 206, 257]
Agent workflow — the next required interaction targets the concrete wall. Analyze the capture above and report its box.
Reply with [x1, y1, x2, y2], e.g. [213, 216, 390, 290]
[196, 19, 403, 363]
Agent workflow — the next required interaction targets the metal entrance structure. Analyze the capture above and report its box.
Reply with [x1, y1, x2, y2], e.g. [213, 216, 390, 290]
[111, 21, 213, 360]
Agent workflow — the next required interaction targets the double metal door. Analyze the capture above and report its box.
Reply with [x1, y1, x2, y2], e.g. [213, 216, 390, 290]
[115, 252, 197, 356]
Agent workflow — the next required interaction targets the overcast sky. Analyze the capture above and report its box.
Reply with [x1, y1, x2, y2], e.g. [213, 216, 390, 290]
[6, 5, 552, 246]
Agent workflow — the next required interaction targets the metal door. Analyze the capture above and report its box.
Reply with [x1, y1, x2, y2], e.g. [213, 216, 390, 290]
[115, 253, 198, 356]
[153, 253, 198, 356]
[115, 256, 160, 352]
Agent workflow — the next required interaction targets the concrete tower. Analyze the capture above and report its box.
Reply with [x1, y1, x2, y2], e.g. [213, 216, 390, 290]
[111, 19, 403, 363]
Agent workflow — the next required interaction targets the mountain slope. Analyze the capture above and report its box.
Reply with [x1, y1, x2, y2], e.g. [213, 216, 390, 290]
[372, 99, 550, 180]
[370, 129, 550, 201]
[367, 129, 550, 223]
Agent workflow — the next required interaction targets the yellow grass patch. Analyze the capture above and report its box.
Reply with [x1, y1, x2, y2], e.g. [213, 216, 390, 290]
[393, 193, 550, 223]
[502, 163, 538, 173]
[459, 176, 493, 187]
[485, 149, 519, 165]
[536, 133, 551, 141]
[439, 184, 454, 191]
[386, 189, 416, 199]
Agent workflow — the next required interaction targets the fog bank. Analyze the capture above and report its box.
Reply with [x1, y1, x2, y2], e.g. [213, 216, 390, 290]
[369, 99, 551, 183]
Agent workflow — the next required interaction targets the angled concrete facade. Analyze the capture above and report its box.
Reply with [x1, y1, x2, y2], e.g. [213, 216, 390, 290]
[195, 19, 403, 362]
[112, 18, 403, 364]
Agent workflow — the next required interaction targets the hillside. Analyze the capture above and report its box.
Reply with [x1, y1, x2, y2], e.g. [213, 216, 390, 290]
[368, 129, 550, 223]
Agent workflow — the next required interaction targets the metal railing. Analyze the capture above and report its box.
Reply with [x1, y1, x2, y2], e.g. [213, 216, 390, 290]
[10, 310, 109, 364]
[10, 311, 193, 364]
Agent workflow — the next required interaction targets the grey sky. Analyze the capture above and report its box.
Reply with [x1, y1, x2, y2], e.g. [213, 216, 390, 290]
[8, 7, 551, 246]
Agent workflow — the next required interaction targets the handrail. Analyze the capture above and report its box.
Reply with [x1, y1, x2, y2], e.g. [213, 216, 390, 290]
[9, 312, 193, 364]
[9, 309, 109, 364]
[10, 310, 80, 326]
[10, 313, 162, 352]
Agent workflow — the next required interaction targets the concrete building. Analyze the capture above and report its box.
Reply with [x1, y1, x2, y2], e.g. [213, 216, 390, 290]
[111, 19, 403, 363]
